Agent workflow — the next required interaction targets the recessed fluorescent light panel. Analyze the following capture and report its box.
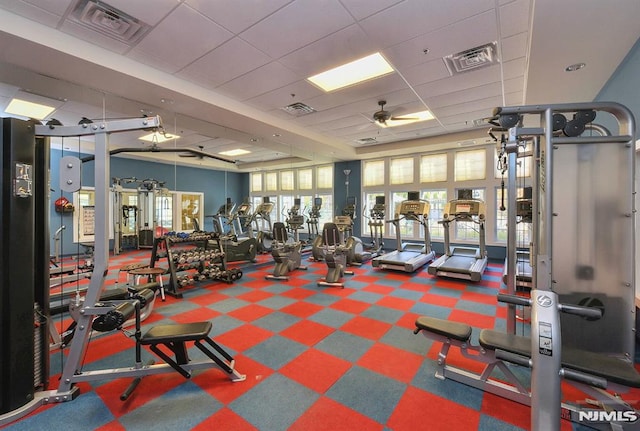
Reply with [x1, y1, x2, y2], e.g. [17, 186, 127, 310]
[219, 149, 251, 156]
[5, 99, 56, 120]
[4, 90, 65, 120]
[378, 110, 435, 128]
[307, 52, 394, 92]
[139, 132, 180, 143]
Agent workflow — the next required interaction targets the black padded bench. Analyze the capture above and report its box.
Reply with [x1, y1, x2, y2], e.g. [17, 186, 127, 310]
[414, 315, 640, 427]
[140, 321, 240, 380]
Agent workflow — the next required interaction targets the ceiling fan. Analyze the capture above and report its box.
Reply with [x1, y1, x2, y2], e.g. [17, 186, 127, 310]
[372, 100, 418, 124]
[179, 145, 206, 159]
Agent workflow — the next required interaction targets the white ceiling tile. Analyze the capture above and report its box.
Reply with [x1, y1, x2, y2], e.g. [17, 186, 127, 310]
[415, 65, 502, 99]
[499, 0, 531, 38]
[427, 82, 502, 109]
[217, 61, 299, 101]
[103, 0, 179, 26]
[500, 31, 528, 62]
[239, 0, 354, 58]
[130, 3, 232, 71]
[339, 0, 403, 20]
[279, 24, 375, 76]
[502, 57, 526, 80]
[432, 95, 501, 118]
[359, 0, 495, 48]
[246, 80, 324, 111]
[0, 0, 64, 27]
[384, 10, 497, 70]
[186, 0, 292, 34]
[21, 0, 72, 16]
[400, 59, 451, 87]
[177, 37, 272, 88]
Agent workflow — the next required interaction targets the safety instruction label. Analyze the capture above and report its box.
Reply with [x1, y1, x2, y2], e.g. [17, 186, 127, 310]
[539, 322, 552, 356]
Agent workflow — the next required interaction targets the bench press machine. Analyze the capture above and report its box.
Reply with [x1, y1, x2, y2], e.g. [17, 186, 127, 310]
[414, 290, 640, 430]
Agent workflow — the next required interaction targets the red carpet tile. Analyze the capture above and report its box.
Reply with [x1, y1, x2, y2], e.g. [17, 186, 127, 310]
[192, 407, 258, 431]
[330, 297, 371, 314]
[214, 324, 274, 353]
[280, 319, 335, 346]
[228, 304, 273, 322]
[279, 348, 351, 393]
[376, 295, 417, 311]
[357, 343, 424, 383]
[480, 392, 531, 430]
[340, 315, 393, 341]
[289, 396, 384, 431]
[280, 300, 324, 318]
[420, 291, 459, 308]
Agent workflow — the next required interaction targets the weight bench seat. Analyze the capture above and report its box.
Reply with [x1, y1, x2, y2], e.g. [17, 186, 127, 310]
[140, 322, 212, 345]
[415, 316, 472, 342]
[140, 321, 238, 380]
[479, 329, 640, 388]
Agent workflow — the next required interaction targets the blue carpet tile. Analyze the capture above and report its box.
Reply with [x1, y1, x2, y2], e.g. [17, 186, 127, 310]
[3, 249, 633, 431]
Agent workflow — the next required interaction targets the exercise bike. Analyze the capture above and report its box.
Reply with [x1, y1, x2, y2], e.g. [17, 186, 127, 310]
[317, 217, 354, 288]
[265, 221, 307, 281]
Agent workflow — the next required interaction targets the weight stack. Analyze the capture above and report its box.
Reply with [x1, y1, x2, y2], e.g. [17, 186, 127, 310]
[0, 118, 37, 415]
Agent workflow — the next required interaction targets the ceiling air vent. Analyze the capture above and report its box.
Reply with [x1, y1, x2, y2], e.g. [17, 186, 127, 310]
[69, 0, 151, 45]
[444, 42, 499, 75]
[281, 102, 316, 117]
[355, 137, 378, 145]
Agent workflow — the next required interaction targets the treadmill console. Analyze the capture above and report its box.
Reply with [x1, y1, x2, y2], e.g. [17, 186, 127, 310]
[236, 203, 251, 216]
[399, 200, 429, 216]
[255, 202, 274, 215]
[444, 199, 486, 220]
[333, 215, 353, 229]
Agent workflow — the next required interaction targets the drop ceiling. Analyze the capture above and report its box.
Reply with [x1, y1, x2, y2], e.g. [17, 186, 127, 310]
[0, 0, 638, 171]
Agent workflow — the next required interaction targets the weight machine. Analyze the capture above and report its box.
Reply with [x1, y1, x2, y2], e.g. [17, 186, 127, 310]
[317, 216, 354, 288]
[415, 102, 637, 431]
[0, 116, 243, 427]
[252, 197, 275, 254]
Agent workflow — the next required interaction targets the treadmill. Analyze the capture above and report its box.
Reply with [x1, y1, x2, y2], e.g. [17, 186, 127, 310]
[502, 191, 533, 290]
[372, 191, 436, 272]
[427, 190, 488, 282]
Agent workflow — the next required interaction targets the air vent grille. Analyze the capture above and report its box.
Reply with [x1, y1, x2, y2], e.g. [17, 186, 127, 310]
[444, 42, 499, 75]
[69, 0, 151, 45]
[355, 137, 378, 145]
[281, 102, 316, 116]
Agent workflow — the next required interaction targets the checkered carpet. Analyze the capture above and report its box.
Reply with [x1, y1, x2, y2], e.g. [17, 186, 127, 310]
[4, 249, 615, 430]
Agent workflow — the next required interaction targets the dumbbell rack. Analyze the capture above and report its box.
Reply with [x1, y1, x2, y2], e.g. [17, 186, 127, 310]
[150, 232, 242, 299]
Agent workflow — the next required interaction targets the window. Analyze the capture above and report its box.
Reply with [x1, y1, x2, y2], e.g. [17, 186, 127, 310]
[390, 157, 413, 184]
[156, 192, 173, 230]
[455, 149, 486, 181]
[454, 188, 485, 241]
[251, 172, 262, 192]
[421, 190, 447, 239]
[363, 192, 386, 238]
[363, 160, 385, 186]
[317, 193, 333, 227]
[280, 170, 294, 191]
[495, 187, 532, 244]
[316, 165, 333, 189]
[390, 192, 415, 238]
[265, 172, 278, 191]
[279, 195, 294, 223]
[420, 153, 447, 183]
[298, 169, 312, 190]
[495, 144, 532, 178]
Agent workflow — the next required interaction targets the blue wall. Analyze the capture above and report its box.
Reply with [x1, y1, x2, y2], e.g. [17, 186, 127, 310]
[50, 148, 247, 256]
[596, 37, 640, 138]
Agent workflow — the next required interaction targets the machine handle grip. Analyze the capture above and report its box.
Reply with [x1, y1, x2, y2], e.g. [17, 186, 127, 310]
[495, 349, 532, 368]
[497, 293, 531, 307]
[560, 368, 607, 389]
[559, 303, 602, 320]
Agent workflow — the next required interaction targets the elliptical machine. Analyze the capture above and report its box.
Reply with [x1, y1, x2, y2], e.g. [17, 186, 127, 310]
[265, 221, 307, 281]
[317, 216, 354, 288]
[252, 197, 274, 254]
[341, 196, 375, 266]
[309, 197, 325, 261]
[208, 198, 257, 263]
